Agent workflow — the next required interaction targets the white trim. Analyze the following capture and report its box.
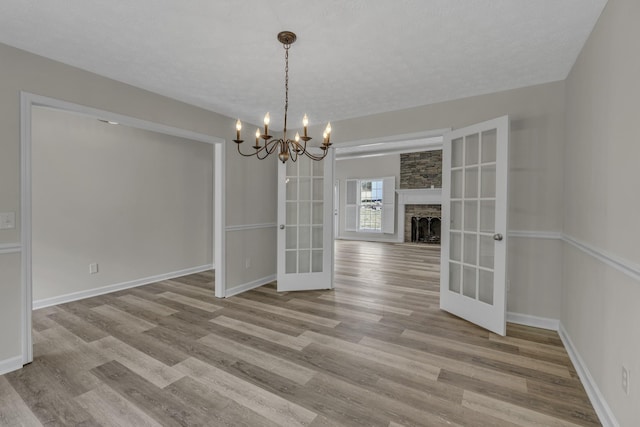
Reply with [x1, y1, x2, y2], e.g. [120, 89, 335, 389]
[226, 223, 277, 232]
[33, 264, 213, 310]
[214, 142, 226, 298]
[508, 230, 563, 240]
[0, 243, 21, 255]
[0, 355, 23, 376]
[506, 312, 559, 331]
[563, 234, 640, 283]
[507, 231, 640, 283]
[225, 274, 276, 298]
[559, 323, 620, 427]
[336, 129, 450, 150]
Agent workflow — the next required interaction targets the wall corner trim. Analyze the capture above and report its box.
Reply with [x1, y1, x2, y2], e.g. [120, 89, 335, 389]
[32, 264, 214, 310]
[506, 312, 559, 331]
[225, 275, 276, 298]
[0, 355, 23, 376]
[558, 323, 620, 427]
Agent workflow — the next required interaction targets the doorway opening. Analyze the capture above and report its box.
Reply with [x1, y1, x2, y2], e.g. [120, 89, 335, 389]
[19, 92, 226, 366]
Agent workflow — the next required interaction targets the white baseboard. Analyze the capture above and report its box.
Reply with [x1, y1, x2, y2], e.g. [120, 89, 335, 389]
[225, 274, 276, 298]
[558, 323, 619, 427]
[506, 311, 559, 331]
[0, 355, 23, 376]
[32, 264, 214, 310]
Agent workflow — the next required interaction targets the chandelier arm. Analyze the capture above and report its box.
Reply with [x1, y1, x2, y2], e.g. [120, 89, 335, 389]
[236, 143, 269, 158]
[265, 138, 281, 155]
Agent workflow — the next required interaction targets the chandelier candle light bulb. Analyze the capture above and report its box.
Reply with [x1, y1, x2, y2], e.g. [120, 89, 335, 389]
[232, 31, 333, 163]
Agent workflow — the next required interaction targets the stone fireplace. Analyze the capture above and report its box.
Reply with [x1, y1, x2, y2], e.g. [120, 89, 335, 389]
[406, 205, 442, 243]
[397, 150, 442, 244]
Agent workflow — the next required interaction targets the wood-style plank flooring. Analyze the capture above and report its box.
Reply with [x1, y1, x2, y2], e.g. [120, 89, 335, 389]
[0, 241, 600, 426]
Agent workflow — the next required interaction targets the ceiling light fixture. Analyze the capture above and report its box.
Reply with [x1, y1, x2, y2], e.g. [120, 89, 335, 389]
[233, 31, 332, 163]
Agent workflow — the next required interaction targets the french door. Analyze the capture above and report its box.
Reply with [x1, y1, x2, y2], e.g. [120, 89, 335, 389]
[440, 116, 509, 335]
[277, 150, 334, 291]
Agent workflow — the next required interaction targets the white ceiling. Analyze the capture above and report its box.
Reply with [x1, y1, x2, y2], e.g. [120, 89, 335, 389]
[0, 1, 607, 131]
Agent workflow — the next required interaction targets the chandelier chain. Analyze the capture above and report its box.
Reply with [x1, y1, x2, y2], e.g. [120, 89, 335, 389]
[283, 44, 290, 137]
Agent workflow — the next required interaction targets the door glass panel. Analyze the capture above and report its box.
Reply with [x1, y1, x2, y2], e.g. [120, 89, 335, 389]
[479, 270, 494, 305]
[479, 235, 495, 268]
[481, 165, 496, 198]
[299, 156, 312, 176]
[464, 201, 478, 231]
[450, 231, 461, 261]
[465, 134, 479, 165]
[299, 177, 312, 200]
[313, 178, 323, 200]
[452, 138, 464, 167]
[299, 202, 311, 225]
[465, 167, 478, 198]
[451, 201, 462, 231]
[299, 226, 311, 250]
[312, 202, 323, 225]
[481, 129, 497, 163]
[451, 169, 463, 198]
[286, 227, 297, 250]
[463, 266, 477, 299]
[298, 250, 310, 273]
[286, 251, 297, 274]
[479, 200, 495, 233]
[312, 250, 323, 272]
[286, 178, 297, 200]
[286, 202, 297, 225]
[312, 158, 323, 176]
[312, 226, 323, 249]
[449, 262, 461, 293]
[463, 233, 477, 265]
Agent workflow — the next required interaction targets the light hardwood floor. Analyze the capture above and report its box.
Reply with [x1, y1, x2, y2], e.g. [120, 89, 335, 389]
[0, 241, 600, 426]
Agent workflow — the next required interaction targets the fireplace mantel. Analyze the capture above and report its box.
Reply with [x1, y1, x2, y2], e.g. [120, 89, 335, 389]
[395, 188, 442, 243]
[396, 188, 442, 205]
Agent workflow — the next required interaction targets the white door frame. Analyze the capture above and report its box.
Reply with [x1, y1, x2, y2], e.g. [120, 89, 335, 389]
[19, 92, 226, 365]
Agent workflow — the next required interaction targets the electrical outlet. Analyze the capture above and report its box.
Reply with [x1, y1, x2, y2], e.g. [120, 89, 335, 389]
[0, 212, 16, 230]
[622, 366, 630, 395]
[245, 258, 251, 269]
[89, 263, 99, 275]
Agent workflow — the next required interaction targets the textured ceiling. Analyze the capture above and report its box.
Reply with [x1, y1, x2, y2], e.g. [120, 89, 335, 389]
[0, 1, 607, 130]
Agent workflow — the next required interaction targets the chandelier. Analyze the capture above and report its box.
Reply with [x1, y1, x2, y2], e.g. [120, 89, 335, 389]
[233, 31, 332, 163]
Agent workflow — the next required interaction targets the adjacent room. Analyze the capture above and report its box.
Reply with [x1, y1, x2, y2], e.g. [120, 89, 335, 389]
[0, 1, 638, 426]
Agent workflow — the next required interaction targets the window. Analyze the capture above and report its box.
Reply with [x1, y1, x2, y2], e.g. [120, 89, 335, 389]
[345, 177, 395, 234]
[359, 179, 383, 231]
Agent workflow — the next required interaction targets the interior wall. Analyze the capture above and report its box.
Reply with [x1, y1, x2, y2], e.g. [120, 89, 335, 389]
[335, 154, 401, 242]
[563, 0, 639, 425]
[0, 42, 275, 365]
[31, 107, 213, 302]
[323, 81, 566, 321]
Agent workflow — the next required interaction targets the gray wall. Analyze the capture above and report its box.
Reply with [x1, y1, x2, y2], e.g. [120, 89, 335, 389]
[563, 0, 639, 424]
[335, 154, 401, 242]
[31, 107, 213, 302]
[0, 42, 276, 364]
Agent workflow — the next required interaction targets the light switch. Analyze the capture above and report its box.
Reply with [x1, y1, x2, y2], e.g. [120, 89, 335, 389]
[0, 212, 16, 230]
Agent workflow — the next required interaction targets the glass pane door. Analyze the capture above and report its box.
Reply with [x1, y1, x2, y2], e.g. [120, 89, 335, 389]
[278, 150, 334, 291]
[441, 116, 509, 336]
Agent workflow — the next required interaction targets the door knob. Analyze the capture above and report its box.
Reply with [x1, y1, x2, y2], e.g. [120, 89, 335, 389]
[279, 224, 285, 230]
[493, 233, 503, 241]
